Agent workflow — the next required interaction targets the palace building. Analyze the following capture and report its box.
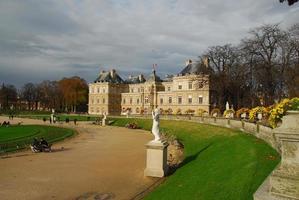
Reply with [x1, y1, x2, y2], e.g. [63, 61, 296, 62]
[88, 60, 210, 115]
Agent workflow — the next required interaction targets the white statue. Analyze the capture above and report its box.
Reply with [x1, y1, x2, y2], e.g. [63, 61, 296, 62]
[151, 108, 161, 142]
[50, 108, 55, 123]
[126, 110, 130, 118]
[226, 101, 230, 111]
[102, 112, 107, 126]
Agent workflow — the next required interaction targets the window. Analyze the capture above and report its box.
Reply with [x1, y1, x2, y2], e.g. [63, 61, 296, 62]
[178, 96, 182, 104]
[131, 88, 134, 93]
[130, 98, 132, 104]
[178, 85, 182, 90]
[168, 97, 172, 104]
[91, 99, 94, 104]
[91, 87, 94, 93]
[103, 98, 105, 104]
[160, 98, 163, 104]
[189, 82, 192, 89]
[167, 87, 171, 91]
[198, 96, 203, 104]
[97, 88, 100, 93]
[97, 98, 99, 104]
[103, 88, 105, 93]
[123, 98, 126, 104]
[188, 95, 192, 104]
[96, 108, 100, 113]
[137, 98, 140, 104]
[145, 97, 149, 104]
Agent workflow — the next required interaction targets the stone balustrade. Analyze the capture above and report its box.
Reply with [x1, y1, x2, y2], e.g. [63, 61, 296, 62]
[122, 111, 299, 199]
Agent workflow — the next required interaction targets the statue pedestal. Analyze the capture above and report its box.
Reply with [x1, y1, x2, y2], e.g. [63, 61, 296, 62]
[144, 140, 168, 178]
[102, 119, 106, 126]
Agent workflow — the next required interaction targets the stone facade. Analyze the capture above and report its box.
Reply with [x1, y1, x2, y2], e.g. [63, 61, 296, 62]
[88, 60, 210, 115]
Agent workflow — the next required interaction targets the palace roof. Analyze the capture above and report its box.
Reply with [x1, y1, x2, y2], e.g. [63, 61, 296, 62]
[179, 60, 210, 76]
[125, 74, 146, 84]
[146, 70, 162, 82]
[94, 70, 124, 84]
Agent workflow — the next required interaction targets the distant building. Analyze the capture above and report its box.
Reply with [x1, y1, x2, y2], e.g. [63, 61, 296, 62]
[88, 60, 210, 115]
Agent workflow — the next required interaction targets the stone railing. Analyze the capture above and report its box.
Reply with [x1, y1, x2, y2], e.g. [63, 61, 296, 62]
[128, 114, 278, 151]
[122, 112, 299, 200]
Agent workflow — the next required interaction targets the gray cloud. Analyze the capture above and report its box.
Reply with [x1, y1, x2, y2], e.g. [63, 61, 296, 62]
[0, 0, 298, 88]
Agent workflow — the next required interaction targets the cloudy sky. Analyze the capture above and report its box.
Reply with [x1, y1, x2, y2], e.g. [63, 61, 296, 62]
[0, 0, 298, 87]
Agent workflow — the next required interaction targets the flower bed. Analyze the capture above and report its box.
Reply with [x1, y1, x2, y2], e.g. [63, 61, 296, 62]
[268, 97, 299, 128]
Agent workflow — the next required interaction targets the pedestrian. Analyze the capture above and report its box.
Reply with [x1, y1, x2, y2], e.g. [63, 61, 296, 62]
[49, 117, 52, 124]
[74, 118, 77, 125]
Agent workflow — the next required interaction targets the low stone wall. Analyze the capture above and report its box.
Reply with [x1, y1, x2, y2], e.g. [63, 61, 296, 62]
[128, 114, 277, 150]
[156, 115, 278, 152]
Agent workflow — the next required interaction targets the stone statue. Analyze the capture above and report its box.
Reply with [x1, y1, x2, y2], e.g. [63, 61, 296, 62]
[50, 108, 55, 123]
[102, 112, 107, 126]
[151, 108, 161, 142]
[226, 101, 229, 111]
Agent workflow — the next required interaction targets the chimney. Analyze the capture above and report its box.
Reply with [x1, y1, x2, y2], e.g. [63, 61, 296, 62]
[185, 59, 192, 66]
[203, 57, 209, 68]
[138, 74, 144, 82]
[110, 69, 116, 78]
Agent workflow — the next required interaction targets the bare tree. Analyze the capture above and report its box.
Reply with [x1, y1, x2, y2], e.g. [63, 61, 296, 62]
[279, 0, 298, 6]
[0, 84, 17, 110]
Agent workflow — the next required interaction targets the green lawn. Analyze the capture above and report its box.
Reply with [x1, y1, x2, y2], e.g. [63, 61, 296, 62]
[0, 125, 75, 153]
[109, 118, 280, 200]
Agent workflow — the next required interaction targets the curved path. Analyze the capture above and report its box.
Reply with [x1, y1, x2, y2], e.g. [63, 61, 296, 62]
[0, 117, 157, 200]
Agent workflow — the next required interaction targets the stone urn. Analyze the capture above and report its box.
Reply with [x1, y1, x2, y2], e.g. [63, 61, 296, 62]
[270, 111, 299, 199]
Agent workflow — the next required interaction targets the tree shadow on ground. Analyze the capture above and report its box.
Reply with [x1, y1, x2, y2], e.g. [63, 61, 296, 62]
[167, 143, 213, 176]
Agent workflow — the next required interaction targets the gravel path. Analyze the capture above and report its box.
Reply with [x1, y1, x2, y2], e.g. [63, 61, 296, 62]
[0, 116, 157, 200]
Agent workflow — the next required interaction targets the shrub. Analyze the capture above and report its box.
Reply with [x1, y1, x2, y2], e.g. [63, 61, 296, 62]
[175, 108, 182, 115]
[167, 108, 173, 115]
[236, 108, 250, 118]
[290, 97, 299, 110]
[223, 109, 235, 118]
[249, 106, 267, 122]
[211, 108, 221, 117]
[185, 109, 195, 115]
[197, 108, 207, 116]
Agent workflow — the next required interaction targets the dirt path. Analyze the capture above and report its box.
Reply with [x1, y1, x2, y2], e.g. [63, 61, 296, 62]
[0, 117, 158, 200]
